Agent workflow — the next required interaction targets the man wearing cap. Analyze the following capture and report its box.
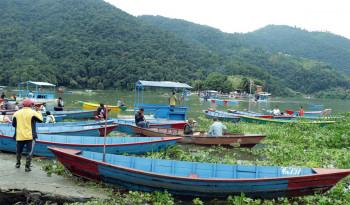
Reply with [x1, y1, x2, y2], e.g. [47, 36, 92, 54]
[12, 98, 43, 172]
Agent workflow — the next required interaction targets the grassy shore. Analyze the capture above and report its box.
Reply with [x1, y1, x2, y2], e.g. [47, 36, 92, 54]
[43, 114, 350, 204]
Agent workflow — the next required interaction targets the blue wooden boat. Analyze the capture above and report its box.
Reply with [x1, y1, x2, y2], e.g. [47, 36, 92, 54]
[241, 116, 335, 127]
[285, 109, 330, 116]
[203, 110, 240, 122]
[134, 81, 192, 121]
[48, 147, 350, 198]
[0, 133, 181, 157]
[42, 110, 99, 119]
[308, 104, 324, 108]
[9, 115, 67, 122]
[0, 124, 118, 136]
[0, 120, 114, 128]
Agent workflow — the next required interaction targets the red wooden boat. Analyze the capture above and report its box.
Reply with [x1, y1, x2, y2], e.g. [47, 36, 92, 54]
[128, 125, 266, 147]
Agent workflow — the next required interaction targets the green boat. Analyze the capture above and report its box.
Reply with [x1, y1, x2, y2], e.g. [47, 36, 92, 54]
[240, 116, 335, 127]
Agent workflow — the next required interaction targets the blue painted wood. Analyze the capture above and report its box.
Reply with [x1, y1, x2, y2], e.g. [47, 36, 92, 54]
[8, 115, 67, 122]
[42, 110, 97, 119]
[0, 133, 179, 157]
[112, 118, 177, 133]
[0, 125, 109, 136]
[78, 151, 314, 198]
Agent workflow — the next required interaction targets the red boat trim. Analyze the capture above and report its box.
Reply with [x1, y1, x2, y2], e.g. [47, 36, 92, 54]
[49, 147, 350, 183]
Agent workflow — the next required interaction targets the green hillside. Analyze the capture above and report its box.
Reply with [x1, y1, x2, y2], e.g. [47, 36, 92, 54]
[237, 25, 350, 76]
[139, 15, 350, 93]
[0, 0, 348, 95]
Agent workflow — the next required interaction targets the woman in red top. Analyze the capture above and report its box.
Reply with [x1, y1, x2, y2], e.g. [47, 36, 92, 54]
[299, 106, 304, 116]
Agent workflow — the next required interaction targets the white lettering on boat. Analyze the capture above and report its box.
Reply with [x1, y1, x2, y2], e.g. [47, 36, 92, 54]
[281, 167, 301, 175]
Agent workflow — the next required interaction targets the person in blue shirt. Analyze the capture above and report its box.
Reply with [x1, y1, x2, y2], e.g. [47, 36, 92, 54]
[208, 117, 227, 136]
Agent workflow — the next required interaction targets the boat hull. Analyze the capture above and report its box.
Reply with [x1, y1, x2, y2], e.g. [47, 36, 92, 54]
[241, 116, 335, 127]
[129, 125, 266, 147]
[48, 147, 350, 199]
[81, 102, 128, 112]
[0, 134, 180, 157]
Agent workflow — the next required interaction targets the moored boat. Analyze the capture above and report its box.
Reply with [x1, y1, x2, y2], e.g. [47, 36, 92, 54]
[80, 101, 128, 112]
[0, 133, 180, 157]
[128, 124, 266, 147]
[203, 110, 240, 123]
[48, 147, 350, 198]
[0, 124, 118, 136]
[226, 109, 274, 118]
[285, 109, 330, 116]
[241, 116, 335, 127]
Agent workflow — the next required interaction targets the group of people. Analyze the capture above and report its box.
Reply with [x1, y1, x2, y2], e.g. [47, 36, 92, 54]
[134, 108, 227, 136]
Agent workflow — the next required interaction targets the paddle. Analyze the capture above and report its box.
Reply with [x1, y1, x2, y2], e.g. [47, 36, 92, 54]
[103, 102, 108, 162]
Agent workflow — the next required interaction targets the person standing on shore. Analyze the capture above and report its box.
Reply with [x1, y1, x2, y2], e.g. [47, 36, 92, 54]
[12, 98, 43, 172]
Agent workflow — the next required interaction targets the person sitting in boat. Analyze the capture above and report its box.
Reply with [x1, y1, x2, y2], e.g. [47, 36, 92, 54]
[273, 106, 281, 116]
[14, 102, 19, 110]
[40, 103, 47, 112]
[45, 111, 56, 123]
[2, 99, 10, 110]
[54, 97, 64, 111]
[28, 91, 34, 98]
[1, 92, 5, 99]
[0, 111, 12, 124]
[208, 117, 227, 136]
[117, 99, 125, 107]
[11, 94, 16, 101]
[169, 91, 178, 107]
[135, 108, 149, 128]
[299, 106, 304, 116]
[184, 118, 195, 135]
[97, 103, 106, 120]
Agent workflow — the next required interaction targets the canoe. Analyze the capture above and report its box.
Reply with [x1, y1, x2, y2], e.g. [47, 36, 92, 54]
[240, 116, 335, 127]
[224, 109, 273, 119]
[8, 115, 67, 122]
[111, 118, 187, 133]
[210, 99, 239, 105]
[128, 125, 266, 147]
[44, 110, 102, 119]
[285, 109, 329, 116]
[48, 147, 350, 198]
[0, 120, 115, 128]
[203, 110, 240, 123]
[0, 133, 180, 157]
[308, 104, 324, 108]
[80, 101, 128, 112]
[228, 109, 273, 119]
[262, 109, 294, 120]
[0, 124, 118, 136]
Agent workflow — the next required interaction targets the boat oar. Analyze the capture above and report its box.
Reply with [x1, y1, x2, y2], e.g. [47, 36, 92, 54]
[103, 102, 108, 162]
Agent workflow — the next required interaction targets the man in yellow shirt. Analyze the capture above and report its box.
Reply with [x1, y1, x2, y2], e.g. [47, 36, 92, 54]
[12, 98, 43, 172]
[168, 91, 177, 107]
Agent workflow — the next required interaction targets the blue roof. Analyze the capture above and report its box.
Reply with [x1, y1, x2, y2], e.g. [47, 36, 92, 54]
[136, 80, 192, 89]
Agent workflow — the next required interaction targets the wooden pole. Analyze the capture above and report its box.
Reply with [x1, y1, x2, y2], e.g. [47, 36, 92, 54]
[103, 102, 108, 162]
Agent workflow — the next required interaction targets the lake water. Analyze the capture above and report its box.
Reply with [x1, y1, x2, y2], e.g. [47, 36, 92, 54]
[56, 90, 349, 121]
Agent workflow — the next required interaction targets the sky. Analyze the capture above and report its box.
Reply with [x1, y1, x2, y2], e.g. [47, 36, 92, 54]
[104, 0, 350, 39]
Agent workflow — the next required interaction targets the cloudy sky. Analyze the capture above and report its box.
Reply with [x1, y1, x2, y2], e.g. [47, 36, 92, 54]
[104, 0, 350, 39]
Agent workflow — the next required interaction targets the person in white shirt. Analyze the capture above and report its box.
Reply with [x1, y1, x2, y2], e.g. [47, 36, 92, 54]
[208, 117, 227, 136]
[273, 106, 281, 116]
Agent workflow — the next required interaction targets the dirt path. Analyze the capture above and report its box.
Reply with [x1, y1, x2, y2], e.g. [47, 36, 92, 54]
[0, 151, 110, 204]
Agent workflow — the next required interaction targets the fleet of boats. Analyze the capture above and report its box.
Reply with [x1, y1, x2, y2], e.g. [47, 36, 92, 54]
[0, 81, 347, 200]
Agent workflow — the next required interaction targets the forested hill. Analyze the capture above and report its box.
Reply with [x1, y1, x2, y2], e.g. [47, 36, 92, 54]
[139, 15, 350, 93]
[0, 0, 224, 89]
[0, 0, 349, 95]
[236, 25, 350, 76]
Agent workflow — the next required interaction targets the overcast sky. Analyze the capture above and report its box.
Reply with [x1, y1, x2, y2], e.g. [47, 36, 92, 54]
[104, 0, 350, 39]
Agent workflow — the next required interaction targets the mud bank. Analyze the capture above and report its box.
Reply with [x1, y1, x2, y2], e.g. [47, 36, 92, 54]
[0, 151, 109, 204]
